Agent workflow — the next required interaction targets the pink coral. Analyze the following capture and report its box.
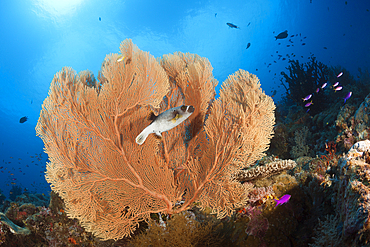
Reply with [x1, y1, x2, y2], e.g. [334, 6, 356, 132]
[245, 207, 269, 245]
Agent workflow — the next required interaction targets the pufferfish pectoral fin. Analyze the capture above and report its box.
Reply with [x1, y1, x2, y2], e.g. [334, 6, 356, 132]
[153, 131, 162, 140]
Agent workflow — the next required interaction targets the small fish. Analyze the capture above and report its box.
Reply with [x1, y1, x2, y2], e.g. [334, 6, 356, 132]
[117, 55, 125, 62]
[274, 194, 291, 207]
[226, 23, 240, 29]
[315, 88, 320, 93]
[247, 22, 251, 26]
[321, 83, 327, 89]
[337, 72, 343, 78]
[334, 86, 343, 91]
[246, 43, 251, 49]
[99, 17, 101, 21]
[290, 35, 294, 37]
[333, 82, 339, 87]
[302, 94, 312, 101]
[305, 101, 313, 107]
[275, 30, 288, 40]
[136, 105, 195, 145]
[19, 116, 28, 123]
[323, 47, 327, 49]
[215, 13, 217, 17]
[344, 92, 352, 103]
[302, 43, 306, 45]
[287, 45, 290, 47]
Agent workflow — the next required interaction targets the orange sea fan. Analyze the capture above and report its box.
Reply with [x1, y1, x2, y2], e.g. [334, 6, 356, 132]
[36, 39, 275, 240]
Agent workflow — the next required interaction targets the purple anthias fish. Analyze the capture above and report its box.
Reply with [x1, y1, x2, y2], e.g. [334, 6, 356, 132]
[302, 94, 312, 101]
[321, 82, 327, 89]
[344, 92, 352, 103]
[274, 194, 291, 207]
[337, 72, 343, 78]
[333, 82, 339, 87]
[334, 86, 343, 91]
[315, 88, 320, 93]
[305, 101, 313, 107]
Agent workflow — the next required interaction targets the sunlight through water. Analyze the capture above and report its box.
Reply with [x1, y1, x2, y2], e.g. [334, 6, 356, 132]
[32, 0, 85, 21]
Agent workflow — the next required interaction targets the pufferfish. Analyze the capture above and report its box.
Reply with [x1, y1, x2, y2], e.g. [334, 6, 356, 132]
[135, 105, 195, 145]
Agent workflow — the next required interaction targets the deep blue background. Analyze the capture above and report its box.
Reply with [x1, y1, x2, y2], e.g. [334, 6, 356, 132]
[1, 0, 369, 198]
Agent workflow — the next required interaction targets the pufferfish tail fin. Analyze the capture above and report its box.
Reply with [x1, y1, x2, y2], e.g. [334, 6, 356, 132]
[136, 126, 153, 145]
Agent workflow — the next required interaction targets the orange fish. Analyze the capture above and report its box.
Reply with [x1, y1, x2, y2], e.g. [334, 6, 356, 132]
[68, 237, 77, 245]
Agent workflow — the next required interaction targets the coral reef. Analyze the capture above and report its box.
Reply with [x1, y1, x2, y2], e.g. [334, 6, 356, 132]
[336, 93, 370, 151]
[9, 185, 22, 201]
[0, 212, 30, 235]
[0, 38, 364, 246]
[280, 56, 330, 114]
[271, 56, 370, 159]
[35, 39, 280, 240]
[2, 140, 370, 246]
[309, 215, 342, 247]
[0, 190, 5, 207]
[290, 126, 311, 158]
[268, 123, 290, 159]
[301, 140, 370, 246]
[0, 191, 122, 246]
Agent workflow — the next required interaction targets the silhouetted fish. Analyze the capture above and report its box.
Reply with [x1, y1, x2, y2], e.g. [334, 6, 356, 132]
[226, 23, 240, 29]
[275, 30, 288, 40]
[246, 43, 251, 49]
[19, 116, 28, 123]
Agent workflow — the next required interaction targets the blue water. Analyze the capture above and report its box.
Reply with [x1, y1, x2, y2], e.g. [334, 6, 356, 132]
[0, 0, 369, 198]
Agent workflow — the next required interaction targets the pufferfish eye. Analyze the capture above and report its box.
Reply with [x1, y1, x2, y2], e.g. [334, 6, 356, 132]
[180, 105, 186, 111]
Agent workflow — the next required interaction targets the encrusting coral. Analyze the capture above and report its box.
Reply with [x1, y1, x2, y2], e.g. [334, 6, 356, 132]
[36, 39, 281, 241]
[233, 159, 297, 182]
